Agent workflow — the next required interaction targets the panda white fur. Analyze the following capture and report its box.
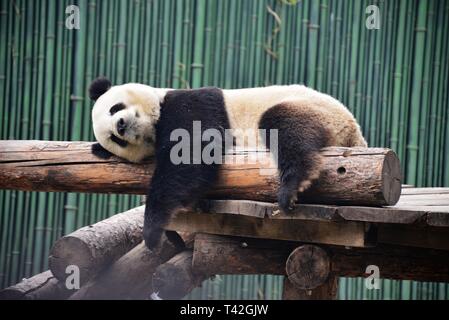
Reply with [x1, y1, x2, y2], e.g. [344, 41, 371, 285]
[89, 77, 367, 249]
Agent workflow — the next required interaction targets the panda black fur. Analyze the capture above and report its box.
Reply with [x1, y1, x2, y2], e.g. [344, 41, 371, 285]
[89, 78, 367, 249]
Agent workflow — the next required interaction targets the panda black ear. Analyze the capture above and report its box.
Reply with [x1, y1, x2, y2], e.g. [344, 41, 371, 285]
[89, 77, 112, 101]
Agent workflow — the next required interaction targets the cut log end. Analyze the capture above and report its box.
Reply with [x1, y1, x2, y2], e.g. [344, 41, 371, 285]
[49, 236, 94, 284]
[382, 150, 402, 205]
[152, 251, 205, 300]
[285, 245, 330, 290]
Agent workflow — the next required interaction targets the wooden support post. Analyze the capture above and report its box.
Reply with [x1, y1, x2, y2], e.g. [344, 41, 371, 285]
[285, 245, 330, 290]
[282, 276, 338, 300]
[0, 141, 401, 206]
[152, 251, 207, 300]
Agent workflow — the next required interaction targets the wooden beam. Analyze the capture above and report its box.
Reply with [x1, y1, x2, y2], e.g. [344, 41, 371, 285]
[152, 251, 207, 300]
[0, 140, 401, 206]
[377, 224, 449, 251]
[0, 270, 73, 300]
[167, 210, 374, 247]
[285, 245, 331, 290]
[282, 276, 338, 300]
[69, 236, 184, 300]
[49, 206, 145, 284]
[192, 234, 449, 283]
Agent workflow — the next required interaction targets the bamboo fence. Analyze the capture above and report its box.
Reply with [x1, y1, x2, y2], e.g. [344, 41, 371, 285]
[0, 0, 448, 299]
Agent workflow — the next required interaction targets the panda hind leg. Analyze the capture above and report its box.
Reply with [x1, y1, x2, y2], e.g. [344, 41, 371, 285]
[259, 103, 330, 213]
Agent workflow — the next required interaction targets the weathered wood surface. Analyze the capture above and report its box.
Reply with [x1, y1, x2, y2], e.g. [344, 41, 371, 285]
[70, 234, 185, 300]
[377, 224, 449, 251]
[285, 245, 330, 290]
[0, 140, 401, 206]
[203, 194, 449, 228]
[192, 234, 449, 282]
[152, 251, 207, 300]
[282, 276, 338, 300]
[0, 270, 72, 300]
[166, 208, 374, 247]
[49, 206, 144, 284]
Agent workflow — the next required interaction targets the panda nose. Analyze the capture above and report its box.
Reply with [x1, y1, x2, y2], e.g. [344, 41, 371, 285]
[117, 118, 126, 136]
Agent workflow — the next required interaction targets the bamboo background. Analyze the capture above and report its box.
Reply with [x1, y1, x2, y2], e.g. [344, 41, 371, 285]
[0, 0, 448, 299]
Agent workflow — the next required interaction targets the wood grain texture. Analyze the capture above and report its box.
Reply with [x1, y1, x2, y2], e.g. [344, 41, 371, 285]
[282, 276, 338, 300]
[0, 140, 401, 206]
[0, 270, 73, 300]
[285, 245, 330, 290]
[152, 251, 207, 300]
[69, 236, 184, 300]
[49, 206, 145, 284]
[166, 210, 372, 247]
[192, 234, 449, 283]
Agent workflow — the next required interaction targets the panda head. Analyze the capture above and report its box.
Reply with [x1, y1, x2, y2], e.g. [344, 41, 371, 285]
[89, 77, 162, 163]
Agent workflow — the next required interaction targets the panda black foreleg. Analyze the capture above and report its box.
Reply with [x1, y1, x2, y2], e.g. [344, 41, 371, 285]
[143, 162, 220, 250]
[259, 103, 330, 213]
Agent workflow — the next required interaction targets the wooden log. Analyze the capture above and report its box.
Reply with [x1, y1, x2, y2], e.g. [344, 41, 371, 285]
[70, 233, 185, 300]
[167, 209, 374, 247]
[191, 234, 449, 283]
[152, 250, 206, 300]
[0, 270, 72, 300]
[49, 206, 145, 284]
[282, 276, 338, 300]
[0, 140, 401, 206]
[285, 245, 330, 290]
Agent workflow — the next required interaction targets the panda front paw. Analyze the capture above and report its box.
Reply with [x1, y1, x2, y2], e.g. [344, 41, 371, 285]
[143, 224, 164, 250]
[278, 187, 298, 214]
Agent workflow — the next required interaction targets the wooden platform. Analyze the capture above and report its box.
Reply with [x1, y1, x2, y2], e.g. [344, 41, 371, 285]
[166, 187, 449, 250]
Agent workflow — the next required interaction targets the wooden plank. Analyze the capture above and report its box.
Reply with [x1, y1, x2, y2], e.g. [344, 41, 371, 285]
[378, 224, 449, 251]
[166, 211, 373, 247]
[205, 200, 275, 218]
[400, 187, 449, 195]
[395, 193, 449, 206]
[399, 193, 449, 199]
[395, 199, 449, 206]
[206, 200, 340, 221]
[427, 212, 449, 227]
[337, 206, 425, 224]
[393, 206, 449, 213]
[282, 276, 338, 300]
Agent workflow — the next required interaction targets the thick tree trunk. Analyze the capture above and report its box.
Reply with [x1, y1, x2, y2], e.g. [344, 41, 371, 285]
[0, 270, 72, 300]
[49, 206, 145, 284]
[0, 140, 401, 206]
[70, 234, 185, 300]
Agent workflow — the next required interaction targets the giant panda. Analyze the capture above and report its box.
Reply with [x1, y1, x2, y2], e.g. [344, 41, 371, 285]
[89, 77, 367, 249]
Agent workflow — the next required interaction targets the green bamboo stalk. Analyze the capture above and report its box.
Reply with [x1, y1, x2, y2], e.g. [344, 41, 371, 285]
[406, 0, 428, 185]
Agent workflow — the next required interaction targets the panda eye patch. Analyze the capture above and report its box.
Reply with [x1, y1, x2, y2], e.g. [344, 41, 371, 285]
[109, 103, 126, 115]
[110, 134, 128, 147]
